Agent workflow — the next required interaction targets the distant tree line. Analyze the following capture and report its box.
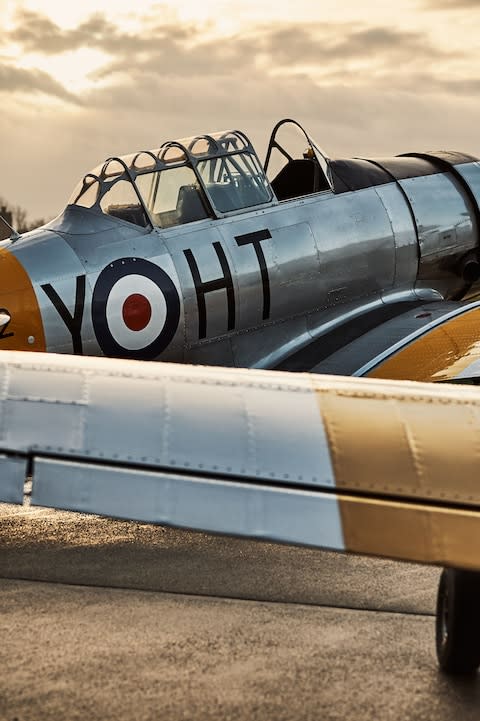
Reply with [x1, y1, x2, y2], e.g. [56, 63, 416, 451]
[0, 197, 45, 234]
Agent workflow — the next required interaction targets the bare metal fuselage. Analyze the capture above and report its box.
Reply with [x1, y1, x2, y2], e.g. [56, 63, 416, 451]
[1, 148, 480, 372]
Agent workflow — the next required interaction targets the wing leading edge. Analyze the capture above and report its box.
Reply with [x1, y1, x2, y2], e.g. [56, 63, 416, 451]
[0, 351, 479, 572]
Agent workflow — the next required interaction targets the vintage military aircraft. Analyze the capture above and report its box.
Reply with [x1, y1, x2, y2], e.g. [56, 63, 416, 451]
[2, 118, 480, 674]
[1, 118, 480, 381]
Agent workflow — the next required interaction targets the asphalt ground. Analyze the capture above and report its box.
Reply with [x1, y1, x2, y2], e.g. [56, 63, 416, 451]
[1, 503, 480, 721]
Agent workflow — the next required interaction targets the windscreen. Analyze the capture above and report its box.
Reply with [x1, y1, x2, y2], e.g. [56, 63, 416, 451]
[136, 166, 210, 228]
[197, 152, 272, 213]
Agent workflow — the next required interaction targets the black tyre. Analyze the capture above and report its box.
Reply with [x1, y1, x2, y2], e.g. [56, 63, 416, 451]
[436, 567, 480, 674]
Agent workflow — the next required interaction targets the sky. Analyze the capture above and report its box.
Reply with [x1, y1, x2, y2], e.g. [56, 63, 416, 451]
[1, 0, 479, 220]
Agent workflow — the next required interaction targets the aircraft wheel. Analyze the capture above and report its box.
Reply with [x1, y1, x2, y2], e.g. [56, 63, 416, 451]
[436, 567, 480, 674]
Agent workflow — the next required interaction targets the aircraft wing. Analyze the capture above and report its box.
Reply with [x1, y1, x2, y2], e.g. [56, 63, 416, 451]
[1, 350, 480, 573]
[305, 299, 480, 383]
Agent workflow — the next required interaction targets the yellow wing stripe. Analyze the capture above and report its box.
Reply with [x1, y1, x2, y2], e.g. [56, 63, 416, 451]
[367, 306, 480, 381]
[313, 377, 480, 568]
[315, 387, 480, 504]
[338, 495, 480, 571]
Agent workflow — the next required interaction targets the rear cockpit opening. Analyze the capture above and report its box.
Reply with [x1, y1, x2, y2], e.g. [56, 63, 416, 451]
[262, 119, 409, 199]
[264, 119, 334, 201]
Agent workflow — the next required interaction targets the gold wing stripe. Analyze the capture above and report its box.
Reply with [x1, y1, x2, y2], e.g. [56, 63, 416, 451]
[367, 305, 480, 381]
[312, 375, 480, 568]
[315, 386, 480, 505]
[338, 495, 480, 571]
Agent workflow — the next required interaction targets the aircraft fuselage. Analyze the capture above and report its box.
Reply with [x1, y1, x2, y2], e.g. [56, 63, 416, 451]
[1, 124, 479, 372]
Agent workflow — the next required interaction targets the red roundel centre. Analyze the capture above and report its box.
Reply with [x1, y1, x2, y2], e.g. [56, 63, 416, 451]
[122, 293, 152, 331]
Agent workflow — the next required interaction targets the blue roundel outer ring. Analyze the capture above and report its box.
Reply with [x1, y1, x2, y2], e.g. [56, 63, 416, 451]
[92, 257, 181, 359]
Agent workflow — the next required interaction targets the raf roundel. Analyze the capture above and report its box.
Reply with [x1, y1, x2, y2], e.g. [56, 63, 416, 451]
[92, 258, 181, 359]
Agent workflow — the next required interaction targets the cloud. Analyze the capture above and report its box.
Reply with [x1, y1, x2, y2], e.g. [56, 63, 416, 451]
[3, 8, 475, 118]
[0, 63, 80, 103]
[1, 7, 479, 220]
[262, 23, 454, 65]
[90, 35, 259, 83]
[9, 10, 119, 55]
[6, 9, 457, 74]
[71, 17, 461, 118]
[80, 17, 469, 119]
[2, 9, 475, 123]
[7, 8, 198, 57]
[423, 0, 480, 8]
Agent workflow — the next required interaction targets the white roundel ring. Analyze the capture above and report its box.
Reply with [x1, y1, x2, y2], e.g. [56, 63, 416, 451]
[91, 258, 181, 360]
[105, 274, 167, 351]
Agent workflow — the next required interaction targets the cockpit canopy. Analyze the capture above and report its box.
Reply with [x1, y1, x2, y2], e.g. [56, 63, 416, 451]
[69, 130, 273, 230]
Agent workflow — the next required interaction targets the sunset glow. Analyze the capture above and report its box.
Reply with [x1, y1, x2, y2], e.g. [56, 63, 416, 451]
[1, 0, 479, 220]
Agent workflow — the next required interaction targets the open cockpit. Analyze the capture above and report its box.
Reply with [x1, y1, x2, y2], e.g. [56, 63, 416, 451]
[264, 118, 334, 200]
